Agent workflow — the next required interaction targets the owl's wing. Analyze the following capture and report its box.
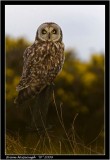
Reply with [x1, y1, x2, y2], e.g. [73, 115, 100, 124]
[16, 42, 49, 92]
[23, 46, 31, 62]
[16, 45, 38, 91]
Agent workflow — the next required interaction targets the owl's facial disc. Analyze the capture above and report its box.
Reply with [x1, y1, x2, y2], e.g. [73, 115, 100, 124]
[37, 23, 62, 42]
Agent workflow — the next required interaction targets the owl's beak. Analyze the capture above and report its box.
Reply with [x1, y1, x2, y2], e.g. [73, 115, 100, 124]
[48, 33, 51, 40]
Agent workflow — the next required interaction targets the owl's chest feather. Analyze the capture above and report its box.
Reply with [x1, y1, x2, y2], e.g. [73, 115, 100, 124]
[33, 42, 64, 65]
[44, 42, 64, 69]
[29, 42, 64, 77]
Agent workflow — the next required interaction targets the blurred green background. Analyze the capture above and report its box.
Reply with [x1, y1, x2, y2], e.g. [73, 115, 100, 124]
[6, 36, 104, 154]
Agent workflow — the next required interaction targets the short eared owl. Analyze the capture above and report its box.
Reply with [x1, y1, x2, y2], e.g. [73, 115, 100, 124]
[14, 22, 65, 104]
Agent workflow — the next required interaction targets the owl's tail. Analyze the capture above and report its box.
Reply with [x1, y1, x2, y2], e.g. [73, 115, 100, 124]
[14, 86, 44, 105]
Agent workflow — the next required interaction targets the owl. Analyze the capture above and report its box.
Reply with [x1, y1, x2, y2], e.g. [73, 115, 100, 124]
[14, 22, 65, 104]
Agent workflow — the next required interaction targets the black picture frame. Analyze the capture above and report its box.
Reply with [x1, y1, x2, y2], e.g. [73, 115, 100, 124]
[1, 1, 109, 159]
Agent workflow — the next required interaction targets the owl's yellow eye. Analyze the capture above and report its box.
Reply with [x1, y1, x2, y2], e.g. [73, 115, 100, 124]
[52, 29, 57, 34]
[42, 29, 47, 34]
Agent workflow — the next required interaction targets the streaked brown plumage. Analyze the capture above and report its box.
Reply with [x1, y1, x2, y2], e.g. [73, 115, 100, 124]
[14, 22, 65, 104]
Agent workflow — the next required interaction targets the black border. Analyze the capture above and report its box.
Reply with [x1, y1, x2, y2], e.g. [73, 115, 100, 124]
[1, 1, 109, 159]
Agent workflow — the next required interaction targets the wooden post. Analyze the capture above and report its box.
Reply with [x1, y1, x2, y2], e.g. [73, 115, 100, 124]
[29, 85, 53, 131]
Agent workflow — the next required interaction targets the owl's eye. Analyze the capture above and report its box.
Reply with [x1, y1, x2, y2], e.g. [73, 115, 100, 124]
[52, 29, 57, 34]
[42, 29, 47, 34]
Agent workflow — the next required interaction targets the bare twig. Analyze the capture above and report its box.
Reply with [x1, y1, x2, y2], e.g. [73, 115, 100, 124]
[52, 90, 74, 153]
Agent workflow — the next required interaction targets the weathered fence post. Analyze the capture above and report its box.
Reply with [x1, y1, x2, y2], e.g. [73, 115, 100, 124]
[29, 85, 53, 131]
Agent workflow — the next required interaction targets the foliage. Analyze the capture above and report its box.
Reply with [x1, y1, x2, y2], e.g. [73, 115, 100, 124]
[6, 36, 105, 154]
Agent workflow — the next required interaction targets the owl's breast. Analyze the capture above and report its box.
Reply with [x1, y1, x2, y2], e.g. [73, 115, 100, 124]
[44, 42, 65, 72]
[30, 41, 64, 76]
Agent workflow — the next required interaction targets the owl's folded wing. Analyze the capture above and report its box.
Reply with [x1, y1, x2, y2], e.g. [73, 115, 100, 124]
[16, 46, 46, 92]
[16, 47, 35, 91]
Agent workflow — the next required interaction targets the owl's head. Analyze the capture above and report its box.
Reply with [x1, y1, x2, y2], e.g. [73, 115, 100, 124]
[35, 22, 63, 42]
